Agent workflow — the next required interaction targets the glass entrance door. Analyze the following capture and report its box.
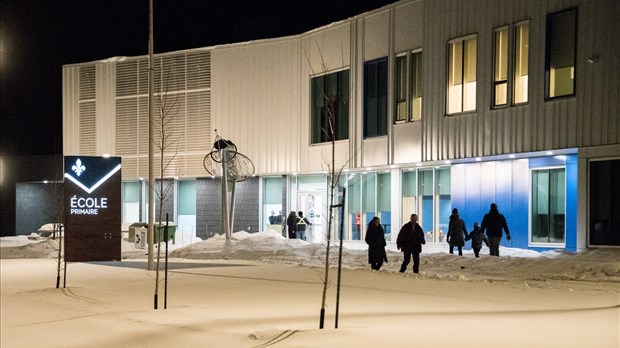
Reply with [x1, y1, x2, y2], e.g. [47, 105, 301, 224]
[297, 191, 325, 243]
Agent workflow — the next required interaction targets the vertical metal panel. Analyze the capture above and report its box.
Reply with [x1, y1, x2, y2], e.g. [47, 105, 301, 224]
[362, 10, 390, 61]
[422, 0, 619, 161]
[63, 67, 80, 155]
[394, 1, 423, 53]
[212, 38, 302, 175]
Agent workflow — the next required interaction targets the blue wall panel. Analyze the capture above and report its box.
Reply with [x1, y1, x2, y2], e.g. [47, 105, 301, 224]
[511, 159, 530, 249]
[565, 155, 578, 251]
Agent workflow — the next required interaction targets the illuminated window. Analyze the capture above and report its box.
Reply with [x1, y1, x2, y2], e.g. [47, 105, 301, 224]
[395, 50, 423, 123]
[546, 8, 577, 99]
[493, 27, 508, 107]
[447, 36, 476, 114]
[513, 22, 529, 104]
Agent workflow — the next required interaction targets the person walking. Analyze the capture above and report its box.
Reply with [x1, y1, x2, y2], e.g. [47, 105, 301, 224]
[480, 203, 511, 256]
[295, 211, 311, 241]
[396, 214, 426, 273]
[286, 211, 298, 239]
[365, 217, 388, 270]
[446, 208, 468, 256]
[465, 222, 488, 258]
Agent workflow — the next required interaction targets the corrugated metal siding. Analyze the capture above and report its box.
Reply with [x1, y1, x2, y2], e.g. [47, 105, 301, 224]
[212, 39, 302, 175]
[422, 0, 619, 161]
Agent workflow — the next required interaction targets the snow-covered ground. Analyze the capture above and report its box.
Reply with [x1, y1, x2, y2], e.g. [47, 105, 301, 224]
[1, 231, 619, 347]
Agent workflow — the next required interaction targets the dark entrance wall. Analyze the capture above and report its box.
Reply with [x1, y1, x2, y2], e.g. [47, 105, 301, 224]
[1, 155, 63, 236]
[15, 182, 63, 235]
[196, 177, 259, 239]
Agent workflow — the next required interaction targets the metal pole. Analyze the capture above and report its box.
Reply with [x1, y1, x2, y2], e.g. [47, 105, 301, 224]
[164, 214, 169, 309]
[334, 188, 346, 329]
[229, 179, 236, 235]
[147, 0, 155, 271]
[221, 148, 230, 240]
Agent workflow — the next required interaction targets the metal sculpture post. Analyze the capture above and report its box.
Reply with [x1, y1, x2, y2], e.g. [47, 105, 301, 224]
[204, 131, 255, 240]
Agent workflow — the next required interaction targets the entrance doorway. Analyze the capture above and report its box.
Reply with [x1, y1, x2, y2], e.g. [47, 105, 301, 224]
[297, 191, 325, 243]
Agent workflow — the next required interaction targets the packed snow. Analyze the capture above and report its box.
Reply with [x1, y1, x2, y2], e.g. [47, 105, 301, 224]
[1, 230, 619, 347]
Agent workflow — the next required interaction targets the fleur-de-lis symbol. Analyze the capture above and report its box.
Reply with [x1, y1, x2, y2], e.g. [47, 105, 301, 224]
[72, 159, 86, 176]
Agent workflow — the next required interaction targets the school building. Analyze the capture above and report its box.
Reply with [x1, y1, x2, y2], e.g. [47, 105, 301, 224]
[60, 0, 620, 251]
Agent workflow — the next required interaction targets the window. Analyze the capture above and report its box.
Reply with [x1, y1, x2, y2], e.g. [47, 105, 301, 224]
[311, 70, 349, 144]
[122, 181, 141, 223]
[531, 168, 566, 244]
[448, 36, 477, 114]
[364, 58, 388, 137]
[493, 27, 509, 107]
[178, 180, 196, 236]
[395, 50, 423, 123]
[514, 22, 529, 104]
[546, 8, 577, 99]
[493, 21, 529, 108]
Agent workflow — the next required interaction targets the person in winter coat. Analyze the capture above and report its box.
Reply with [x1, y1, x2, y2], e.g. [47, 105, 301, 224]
[365, 217, 388, 270]
[295, 211, 311, 241]
[286, 211, 298, 239]
[396, 214, 426, 273]
[480, 203, 511, 256]
[465, 222, 489, 258]
[446, 208, 468, 256]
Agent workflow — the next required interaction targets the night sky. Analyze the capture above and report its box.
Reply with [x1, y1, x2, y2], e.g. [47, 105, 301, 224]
[1, 0, 396, 156]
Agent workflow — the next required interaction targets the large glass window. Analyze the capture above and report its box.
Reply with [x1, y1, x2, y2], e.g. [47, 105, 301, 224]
[418, 169, 434, 238]
[493, 27, 509, 107]
[364, 58, 388, 137]
[122, 181, 140, 223]
[177, 180, 196, 239]
[311, 69, 350, 144]
[377, 172, 392, 240]
[448, 36, 477, 114]
[263, 176, 283, 233]
[436, 167, 451, 243]
[546, 8, 577, 99]
[589, 159, 620, 246]
[347, 173, 362, 240]
[514, 22, 529, 104]
[395, 51, 423, 123]
[402, 169, 417, 223]
[531, 168, 566, 244]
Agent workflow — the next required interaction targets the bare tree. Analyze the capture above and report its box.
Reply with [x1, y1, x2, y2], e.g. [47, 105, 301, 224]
[41, 157, 65, 288]
[305, 45, 358, 329]
[150, 61, 182, 309]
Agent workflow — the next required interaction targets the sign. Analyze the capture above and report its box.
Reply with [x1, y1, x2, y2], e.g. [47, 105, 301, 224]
[64, 156, 121, 262]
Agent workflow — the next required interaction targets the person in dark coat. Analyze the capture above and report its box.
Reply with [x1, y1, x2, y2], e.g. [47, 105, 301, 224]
[480, 203, 511, 256]
[365, 217, 388, 270]
[295, 211, 311, 241]
[446, 208, 468, 256]
[396, 214, 426, 273]
[286, 211, 298, 239]
[465, 222, 489, 258]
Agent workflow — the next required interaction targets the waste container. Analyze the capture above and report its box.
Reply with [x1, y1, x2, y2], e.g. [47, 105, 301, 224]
[154, 223, 177, 244]
[134, 227, 146, 249]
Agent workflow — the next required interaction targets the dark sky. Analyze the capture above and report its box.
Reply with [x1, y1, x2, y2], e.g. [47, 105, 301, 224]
[0, 0, 396, 156]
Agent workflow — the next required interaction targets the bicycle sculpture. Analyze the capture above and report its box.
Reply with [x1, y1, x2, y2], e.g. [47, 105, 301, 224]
[203, 131, 255, 240]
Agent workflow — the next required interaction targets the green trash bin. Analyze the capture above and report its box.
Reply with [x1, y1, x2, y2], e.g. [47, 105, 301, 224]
[154, 223, 177, 244]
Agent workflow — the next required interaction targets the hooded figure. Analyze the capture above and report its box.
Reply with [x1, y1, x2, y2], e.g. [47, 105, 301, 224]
[480, 203, 511, 256]
[446, 208, 468, 256]
[286, 211, 298, 239]
[465, 222, 489, 258]
[365, 217, 388, 270]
